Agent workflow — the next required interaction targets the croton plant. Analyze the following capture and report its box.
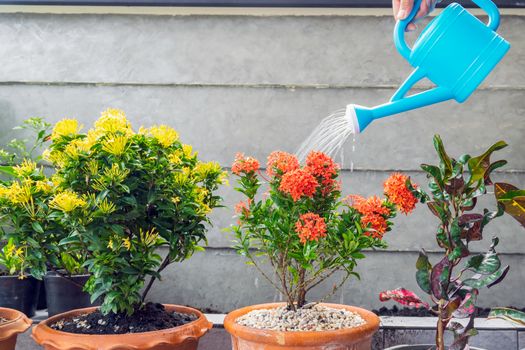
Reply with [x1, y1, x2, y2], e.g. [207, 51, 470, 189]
[231, 150, 417, 310]
[379, 135, 524, 350]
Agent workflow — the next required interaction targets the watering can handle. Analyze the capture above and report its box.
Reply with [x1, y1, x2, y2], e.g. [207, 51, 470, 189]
[394, 0, 501, 61]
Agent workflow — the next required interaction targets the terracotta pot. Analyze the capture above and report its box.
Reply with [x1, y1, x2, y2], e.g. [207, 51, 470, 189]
[0, 307, 33, 350]
[32, 304, 213, 350]
[384, 346, 485, 350]
[224, 302, 380, 350]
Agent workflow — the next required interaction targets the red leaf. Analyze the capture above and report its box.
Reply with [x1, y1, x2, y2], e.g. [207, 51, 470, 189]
[379, 288, 429, 309]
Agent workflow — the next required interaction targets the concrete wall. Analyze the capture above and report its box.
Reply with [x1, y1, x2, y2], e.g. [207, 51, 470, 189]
[0, 10, 524, 312]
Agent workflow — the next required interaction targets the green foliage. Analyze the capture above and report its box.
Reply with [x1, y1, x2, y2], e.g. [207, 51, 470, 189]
[489, 307, 525, 325]
[45, 109, 226, 315]
[495, 182, 525, 228]
[0, 117, 51, 169]
[231, 151, 402, 310]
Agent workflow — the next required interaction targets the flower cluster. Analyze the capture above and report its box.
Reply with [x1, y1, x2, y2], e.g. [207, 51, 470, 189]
[348, 195, 391, 239]
[279, 169, 318, 201]
[384, 172, 418, 214]
[267, 151, 300, 176]
[295, 213, 327, 244]
[232, 153, 260, 175]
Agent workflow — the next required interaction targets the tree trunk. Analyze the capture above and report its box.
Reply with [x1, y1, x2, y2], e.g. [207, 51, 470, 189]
[297, 268, 307, 308]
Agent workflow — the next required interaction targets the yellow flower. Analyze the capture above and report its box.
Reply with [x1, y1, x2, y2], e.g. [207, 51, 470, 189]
[122, 237, 131, 251]
[182, 144, 195, 158]
[43, 149, 67, 168]
[171, 196, 181, 204]
[52, 119, 82, 140]
[168, 152, 182, 165]
[107, 239, 114, 250]
[102, 135, 129, 156]
[49, 190, 86, 212]
[0, 185, 9, 200]
[13, 159, 38, 178]
[95, 108, 133, 135]
[104, 163, 130, 183]
[86, 160, 99, 175]
[147, 125, 179, 148]
[51, 174, 64, 187]
[139, 228, 160, 247]
[7, 182, 32, 204]
[98, 198, 116, 215]
[35, 180, 53, 193]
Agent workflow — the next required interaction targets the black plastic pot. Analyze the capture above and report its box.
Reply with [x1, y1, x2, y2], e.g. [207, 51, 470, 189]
[36, 280, 47, 310]
[0, 275, 40, 317]
[44, 273, 95, 317]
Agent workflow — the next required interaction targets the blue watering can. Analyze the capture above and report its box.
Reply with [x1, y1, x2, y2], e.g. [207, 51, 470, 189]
[348, 0, 510, 133]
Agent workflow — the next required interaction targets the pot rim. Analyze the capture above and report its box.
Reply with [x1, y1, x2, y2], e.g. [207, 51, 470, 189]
[0, 307, 33, 341]
[224, 302, 380, 345]
[44, 272, 91, 279]
[33, 304, 210, 338]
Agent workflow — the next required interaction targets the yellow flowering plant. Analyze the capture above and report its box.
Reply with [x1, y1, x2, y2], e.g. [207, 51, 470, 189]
[46, 109, 226, 315]
[0, 160, 56, 279]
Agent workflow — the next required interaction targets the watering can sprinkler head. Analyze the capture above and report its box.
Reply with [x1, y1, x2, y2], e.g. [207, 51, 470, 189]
[345, 104, 373, 135]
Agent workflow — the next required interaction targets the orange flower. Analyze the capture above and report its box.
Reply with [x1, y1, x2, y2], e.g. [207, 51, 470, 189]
[279, 169, 318, 201]
[361, 214, 388, 239]
[351, 195, 390, 217]
[267, 151, 299, 177]
[295, 213, 327, 244]
[348, 195, 391, 239]
[232, 153, 260, 175]
[384, 173, 418, 214]
[235, 199, 251, 216]
[305, 151, 339, 185]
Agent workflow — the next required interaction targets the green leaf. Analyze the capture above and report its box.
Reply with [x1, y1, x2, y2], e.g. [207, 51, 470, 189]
[433, 134, 453, 178]
[488, 308, 525, 325]
[31, 222, 44, 234]
[465, 238, 501, 274]
[467, 141, 507, 185]
[495, 183, 525, 228]
[415, 251, 432, 294]
[463, 265, 510, 289]
[0, 165, 16, 177]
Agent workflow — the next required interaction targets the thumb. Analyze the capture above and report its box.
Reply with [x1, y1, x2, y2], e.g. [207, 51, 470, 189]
[397, 0, 414, 20]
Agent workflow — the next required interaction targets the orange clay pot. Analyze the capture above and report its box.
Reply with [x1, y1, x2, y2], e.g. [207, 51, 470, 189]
[224, 303, 380, 350]
[32, 304, 212, 350]
[0, 307, 33, 350]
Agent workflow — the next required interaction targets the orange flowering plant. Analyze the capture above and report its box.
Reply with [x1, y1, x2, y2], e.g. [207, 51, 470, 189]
[231, 150, 416, 310]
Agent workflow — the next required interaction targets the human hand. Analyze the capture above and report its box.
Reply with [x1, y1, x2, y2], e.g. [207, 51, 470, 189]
[392, 0, 440, 31]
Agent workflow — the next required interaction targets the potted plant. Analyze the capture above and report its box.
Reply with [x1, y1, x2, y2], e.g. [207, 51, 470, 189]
[0, 160, 52, 317]
[32, 109, 226, 349]
[0, 117, 52, 311]
[379, 135, 513, 350]
[224, 150, 417, 350]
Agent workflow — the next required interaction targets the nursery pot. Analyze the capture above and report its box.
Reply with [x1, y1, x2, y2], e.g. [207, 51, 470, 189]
[384, 346, 485, 350]
[32, 304, 213, 350]
[224, 302, 380, 350]
[0, 307, 33, 350]
[0, 275, 41, 317]
[44, 272, 96, 317]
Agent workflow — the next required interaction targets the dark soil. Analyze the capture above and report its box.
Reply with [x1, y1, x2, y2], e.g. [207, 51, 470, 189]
[50, 302, 197, 335]
[373, 305, 525, 318]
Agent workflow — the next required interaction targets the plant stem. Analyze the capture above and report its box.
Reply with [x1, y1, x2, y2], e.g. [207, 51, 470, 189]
[436, 300, 446, 350]
[297, 267, 306, 308]
[141, 254, 170, 302]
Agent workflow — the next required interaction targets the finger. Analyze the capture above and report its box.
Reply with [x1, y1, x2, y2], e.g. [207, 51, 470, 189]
[397, 0, 414, 20]
[414, 0, 429, 19]
[393, 0, 401, 19]
[407, 23, 417, 31]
